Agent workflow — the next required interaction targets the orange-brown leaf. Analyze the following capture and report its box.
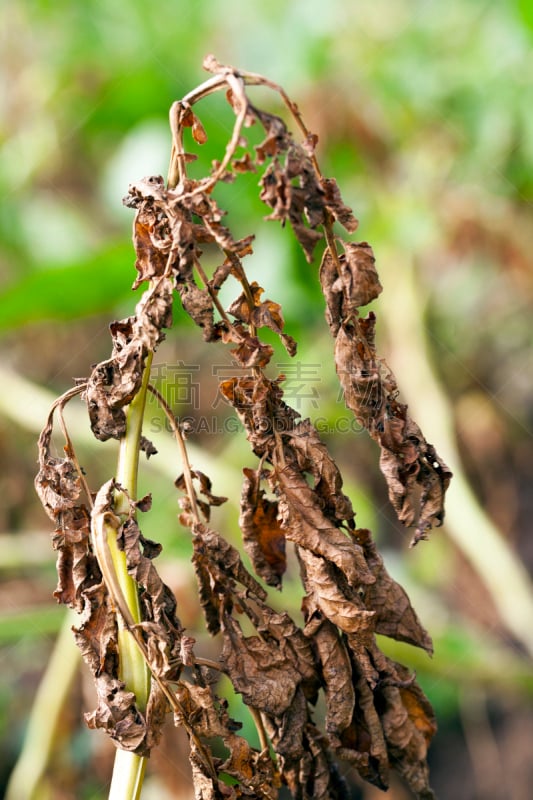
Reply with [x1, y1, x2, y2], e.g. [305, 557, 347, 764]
[240, 468, 286, 587]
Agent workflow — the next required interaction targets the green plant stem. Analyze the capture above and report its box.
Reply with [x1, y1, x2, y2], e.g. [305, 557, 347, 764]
[108, 352, 153, 800]
[109, 751, 147, 800]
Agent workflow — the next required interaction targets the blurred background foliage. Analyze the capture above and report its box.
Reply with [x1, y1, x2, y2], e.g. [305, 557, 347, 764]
[1, 0, 533, 798]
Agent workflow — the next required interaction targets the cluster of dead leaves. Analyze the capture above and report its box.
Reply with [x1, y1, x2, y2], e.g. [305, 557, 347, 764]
[35, 410, 176, 755]
[35, 57, 450, 799]
[217, 374, 436, 798]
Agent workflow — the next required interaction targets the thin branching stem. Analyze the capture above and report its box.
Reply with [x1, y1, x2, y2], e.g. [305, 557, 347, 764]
[168, 61, 346, 294]
[192, 253, 245, 339]
[249, 707, 271, 755]
[146, 384, 201, 523]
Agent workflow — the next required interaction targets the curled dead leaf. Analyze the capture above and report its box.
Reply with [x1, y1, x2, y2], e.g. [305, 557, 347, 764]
[353, 528, 433, 653]
[335, 317, 451, 543]
[240, 467, 286, 587]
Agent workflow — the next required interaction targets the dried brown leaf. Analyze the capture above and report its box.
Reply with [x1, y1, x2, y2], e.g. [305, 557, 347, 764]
[340, 242, 382, 311]
[335, 318, 452, 543]
[320, 243, 382, 329]
[304, 613, 355, 739]
[189, 748, 219, 800]
[263, 688, 350, 800]
[232, 153, 256, 174]
[259, 161, 290, 223]
[227, 280, 295, 357]
[119, 517, 185, 672]
[191, 523, 267, 635]
[298, 547, 375, 640]
[139, 435, 157, 458]
[251, 298, 284, 333]
[52, 509, 96, 610]
[321, 178, 359, 232]
[192, 113, 208, 145]
[36, 414, 98, 613]
[354, 528, 433, 653]
[179, 282, 215, 339]
[280, 333, 298, 357]
[177, 678, 280, 799]
[284, 418, 354, 523]
[211, 259, 238, 291]
[131, 215, 169, 288]
[378, 663, 437, 799]
[192, 541, 221, 636]
[222, 614, 305, 717]
[335, 668, 390, 790]
[240, 467, 286, 587]
[226, 282, 262, 323]
[252, 107, 291, 162]
[74, 574, 154, 754]
[85, 278, 173, 441]
[221, 736, 280, 799]
[35, 417, 81, 518]
[259, 155, 324, 262]
[176, 471, 228, 524]
[319, 247, 343, 337]
[276, 464, 373, 588]
[230, 335, 274, 368]
[84, 674, 148, 753]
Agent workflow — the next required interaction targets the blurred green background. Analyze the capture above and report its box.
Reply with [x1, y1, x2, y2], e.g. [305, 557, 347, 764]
[1, 1, 533, 798]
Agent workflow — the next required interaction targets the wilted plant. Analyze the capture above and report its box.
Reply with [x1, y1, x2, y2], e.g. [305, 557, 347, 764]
[35, 56, 451, 800]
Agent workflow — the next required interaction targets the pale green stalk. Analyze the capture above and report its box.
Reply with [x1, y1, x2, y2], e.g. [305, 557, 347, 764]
[5, 611, 80, 800]
[109, 750, 147, 800]
[107, 351, 153, 799]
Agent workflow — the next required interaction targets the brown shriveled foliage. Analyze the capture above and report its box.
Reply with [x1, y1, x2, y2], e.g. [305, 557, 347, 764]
[35, 56, 450, 799]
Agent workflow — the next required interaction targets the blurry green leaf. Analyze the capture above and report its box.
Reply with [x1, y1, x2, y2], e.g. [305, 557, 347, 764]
[516, 0, 533, 33]
[0, 243, 136, 332]
[0, 605, 64, 643]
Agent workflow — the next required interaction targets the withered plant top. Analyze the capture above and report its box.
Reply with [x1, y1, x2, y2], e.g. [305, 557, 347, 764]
[36, 56, 450, 800]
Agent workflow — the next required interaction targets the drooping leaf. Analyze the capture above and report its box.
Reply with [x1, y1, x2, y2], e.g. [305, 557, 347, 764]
[353, 528, 433, 653]
[221, 614, 306, 717]
[176, 680, 280, 799]
[230, 334, 274, 368]
[377, 661, 437, 800]
[240, 467, 286, 587]
[259, 155, 324, 262]
[335, 316, 452, 544]
[283, 417, 354, 523]
[298, 547, 375, 640]
[263, 688, 350, 800]
[84, 276, 173, 441]
[303, 612, 355, 740]
[321, 177, 359, 233]
[276, 464, 374, 588]
[253, 107, 291, 163]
